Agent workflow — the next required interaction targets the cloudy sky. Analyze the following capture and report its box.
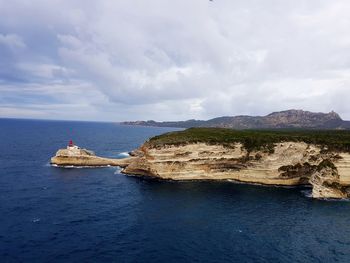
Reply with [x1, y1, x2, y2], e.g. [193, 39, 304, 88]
[0, 0, 350, 121]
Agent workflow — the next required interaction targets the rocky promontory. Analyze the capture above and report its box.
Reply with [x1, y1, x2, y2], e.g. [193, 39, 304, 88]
[121, 128, 350, 199]
[51, 129, 350, 199]
[51, 144, 132, 167]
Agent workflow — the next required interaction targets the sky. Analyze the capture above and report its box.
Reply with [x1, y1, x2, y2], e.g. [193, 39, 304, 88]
[0, 0, 350, 122]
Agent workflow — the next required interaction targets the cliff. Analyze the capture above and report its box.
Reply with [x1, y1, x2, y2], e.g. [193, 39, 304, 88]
[50, 129, 350, 199]
[121, 128, 350, 199]
[121, 109, 350, 130]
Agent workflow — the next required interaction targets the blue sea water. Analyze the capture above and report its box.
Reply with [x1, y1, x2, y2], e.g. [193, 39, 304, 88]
[1, 119, 350, 263]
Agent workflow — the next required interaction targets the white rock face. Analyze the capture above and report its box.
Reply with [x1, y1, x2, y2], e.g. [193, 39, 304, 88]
[122, 142, 350, 199]
[51, 142, 350, 199]
[310, 166, 348, 199]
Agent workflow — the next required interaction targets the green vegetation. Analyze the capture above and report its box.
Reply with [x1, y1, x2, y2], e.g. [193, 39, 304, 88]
[317, 159, 337, 171]
[278, 160, 337, 179]
[278, 162, 315, 178]
[148, 127, 350, 153]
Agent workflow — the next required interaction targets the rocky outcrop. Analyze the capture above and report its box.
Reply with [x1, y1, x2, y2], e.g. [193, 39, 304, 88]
[51, 147, 133, 167]
[309, 160, 349, 199]
[121, 142, 350, 199]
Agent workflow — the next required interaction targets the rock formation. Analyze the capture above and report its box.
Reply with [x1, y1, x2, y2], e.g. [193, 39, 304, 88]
[121, 142, 350, 199]
[51, 145, 132, 167]
[51, 131, 350, 199]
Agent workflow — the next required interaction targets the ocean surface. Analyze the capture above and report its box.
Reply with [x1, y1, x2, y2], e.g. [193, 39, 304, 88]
[1, 119, 350, 263]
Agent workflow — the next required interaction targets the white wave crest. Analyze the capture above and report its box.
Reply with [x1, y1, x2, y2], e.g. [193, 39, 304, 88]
[117, 152, 130, 158]
[114, 167, 122, 174]
[51, 164, 112, 169]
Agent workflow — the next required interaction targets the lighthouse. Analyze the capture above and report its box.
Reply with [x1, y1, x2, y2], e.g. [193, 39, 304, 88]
[67, 140, 80, 150]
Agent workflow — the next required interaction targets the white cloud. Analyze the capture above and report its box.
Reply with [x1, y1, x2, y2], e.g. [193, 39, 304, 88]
[1, 0, 350, 121]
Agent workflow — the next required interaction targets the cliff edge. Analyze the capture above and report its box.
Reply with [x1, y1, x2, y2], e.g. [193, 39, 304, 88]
[122, 128, 350, 199]
[50, 130, 350, 199]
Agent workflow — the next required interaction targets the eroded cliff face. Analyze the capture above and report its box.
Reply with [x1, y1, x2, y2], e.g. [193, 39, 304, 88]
[122, 142, 350, 199]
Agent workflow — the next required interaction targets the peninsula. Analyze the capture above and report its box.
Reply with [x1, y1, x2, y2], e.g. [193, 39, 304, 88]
[123, 128, 350, 199]
[51, 129, 350, 199]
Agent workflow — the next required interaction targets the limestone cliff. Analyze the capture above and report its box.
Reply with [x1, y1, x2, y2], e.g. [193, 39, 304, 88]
[50, 129, 350, 199]
[122, 142, 350, 199]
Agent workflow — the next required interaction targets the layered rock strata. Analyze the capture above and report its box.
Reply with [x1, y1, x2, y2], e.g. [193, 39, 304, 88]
[50, 142, 350, 199]
[122, 142, 350, 199]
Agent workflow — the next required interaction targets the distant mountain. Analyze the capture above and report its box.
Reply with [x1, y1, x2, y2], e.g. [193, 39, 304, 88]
[121, 110, 350, 130]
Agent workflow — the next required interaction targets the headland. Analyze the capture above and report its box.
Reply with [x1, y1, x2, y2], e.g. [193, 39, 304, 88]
[51, 129, 350, 199]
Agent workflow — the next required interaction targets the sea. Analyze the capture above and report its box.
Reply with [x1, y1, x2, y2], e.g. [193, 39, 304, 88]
[1, 118, 350, 263]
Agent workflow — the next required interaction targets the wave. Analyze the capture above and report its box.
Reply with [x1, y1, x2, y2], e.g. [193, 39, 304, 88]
[51, 164, 113, 169]
[44, 162, 52, 167]
[301, 189, 312, 198]
[117, 152, 130, 158]
[114, 167, 123, 174]
[32, 218, 41, 223]
[301, 189, 350, 201]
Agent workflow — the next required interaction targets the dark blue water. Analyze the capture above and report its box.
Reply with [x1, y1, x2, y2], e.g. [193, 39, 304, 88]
[1, 119, 350, 262]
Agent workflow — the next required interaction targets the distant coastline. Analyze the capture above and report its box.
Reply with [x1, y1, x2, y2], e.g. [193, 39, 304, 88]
[121, 109, 350, 130]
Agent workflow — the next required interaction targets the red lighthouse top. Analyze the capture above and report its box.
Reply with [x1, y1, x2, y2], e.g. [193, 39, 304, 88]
[68, 140, 74, 147]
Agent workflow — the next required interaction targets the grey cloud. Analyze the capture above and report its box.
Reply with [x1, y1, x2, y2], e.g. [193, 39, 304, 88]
[0, 0, 350, 121]
[0, 33, 26, 49]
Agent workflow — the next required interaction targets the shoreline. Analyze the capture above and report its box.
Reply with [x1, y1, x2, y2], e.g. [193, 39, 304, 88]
[50, 128, 350, 199]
